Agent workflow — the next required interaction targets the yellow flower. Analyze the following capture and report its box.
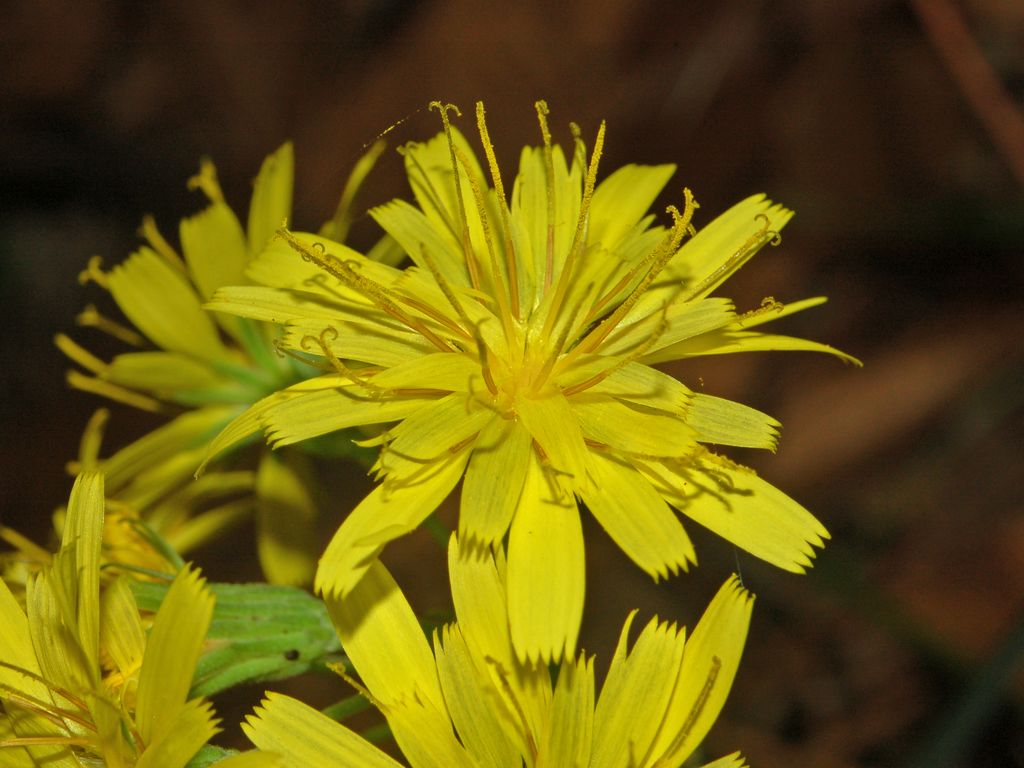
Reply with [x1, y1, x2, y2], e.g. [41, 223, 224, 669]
[243, 535, 753, 768]
[205, 101, 855, 661]
[57, 143, 382, 586]
[0, 472, 222, 768]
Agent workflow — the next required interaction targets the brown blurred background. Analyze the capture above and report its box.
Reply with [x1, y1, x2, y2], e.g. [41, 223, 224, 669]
[2, 1, 1023, 766]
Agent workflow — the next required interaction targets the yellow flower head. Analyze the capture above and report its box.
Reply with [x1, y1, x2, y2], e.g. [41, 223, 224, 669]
[57, 144, 383, 586]
[243, 535, 753, 768]
[205, 101, 855, 661]
[0, 472, 219, 768]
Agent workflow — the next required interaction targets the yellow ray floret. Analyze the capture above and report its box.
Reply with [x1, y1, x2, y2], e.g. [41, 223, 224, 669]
[205, 100, 857, 663]
[241, 535, 752, 768]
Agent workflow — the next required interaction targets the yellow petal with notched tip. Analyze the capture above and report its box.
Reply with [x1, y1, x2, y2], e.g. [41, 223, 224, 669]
[248, 142, 294, 260]
[256, 451, 317, 587]
[243, 692, 401, 768]
[447, 536, 551, 746]
[507, 453, 584, 664]
[460, 417, 531, 547]
[325, 558, 443, 711]
[687, 393, 780, 451]
[537, 653, 594, 768]
[107, 247, 227, 362]
[591, 617, 687, 768]
[135, 698, 220, 768]
[435, 624, 521, 767]
[582, 451, 695, 580]
[180, 195, 248, 302]
[134, 565, 214, 745]
[644, 454, 828, 572]
[315, 449, 470, 598]
[649, 576, 753, 766]
[264, 386, 434, 450]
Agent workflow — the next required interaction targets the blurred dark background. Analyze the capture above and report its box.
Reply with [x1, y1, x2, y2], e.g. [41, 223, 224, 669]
[2, 1, 1023, 766]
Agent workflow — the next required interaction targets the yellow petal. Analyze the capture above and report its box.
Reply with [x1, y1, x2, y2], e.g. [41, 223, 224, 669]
[435, 624, 521, 766]
[103, 407, 236, 493]
[61, 471, 105, 670]
[447, 537, 550, 747]
[515, 388, 588, 490]
[645, 453, 829, 572]
[243, 692, 401, 768]
[559, 358, 689, 415]
[649, 576, 753, 766]
[135, 698, 220, 768]
[248, 142, 294, 259]
[582, 452, 695, 580]
[255, 451, 317, 586]
[573, 396, 696, 458]
[588, 163, 675, 253]
[460, 417, 531, 546]
[324, 558, 444, 711]
[180, 195, 248, 301]
[134, 565, 215, 745]
[591, 617, 686, 768]
[671, 194, 793, 300]
[686, 393, 780, 451]
[537, 654, 594, 768]
[105, 351, 228, 395]
[380, 393, 492, 478]
[315, 448, 468, 597]
[99, 576, 145, 679]
[369, 352, 480, 392]
[608, 297, 735, 358]
[507, 453, 584, 663]
[107, 247, 227, 362]
[648, 325, 861, 367]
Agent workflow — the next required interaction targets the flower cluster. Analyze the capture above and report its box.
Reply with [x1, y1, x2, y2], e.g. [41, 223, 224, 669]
[1, 100, 854, 767]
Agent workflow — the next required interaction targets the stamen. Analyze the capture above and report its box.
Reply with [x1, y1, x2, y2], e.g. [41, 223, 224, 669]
[475, 102, 520, 319]
[76, 304, 146, 346]
[65, 371, 163, 413]
[680, 211, 778, 302]
[561, 306, 670, 397]
[571, 190, 698, 356]
[430, 101, 483, 291]
[277, 228, 454, 352]
[77, 408, 110, 469]
[535, 100, 557, 292]
[738, 296, 784, 325]
[531, 281, 596, 395]
[138, 214, 186, 272]
[321, 139, 387, 243]
[54, 334, 108, 375]
[300, 328, 383, 394]
[452, 145, 515, 341]
[186, 158, 225, 204]
[77, 256, 108, 288]
[540, 119, 606, 345]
